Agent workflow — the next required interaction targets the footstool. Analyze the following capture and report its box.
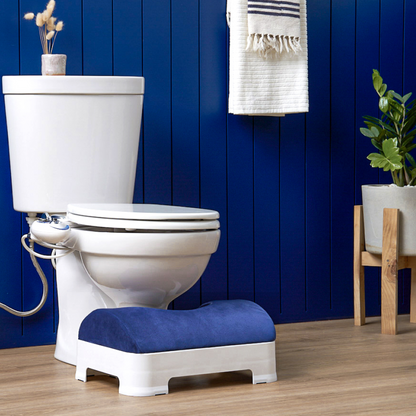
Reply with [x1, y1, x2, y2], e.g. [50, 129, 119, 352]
[75, 299, 277, 396]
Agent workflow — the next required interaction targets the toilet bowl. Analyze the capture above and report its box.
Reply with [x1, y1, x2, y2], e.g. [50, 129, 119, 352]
[2, 76, 221, 366]
[66, 203, 220, 309]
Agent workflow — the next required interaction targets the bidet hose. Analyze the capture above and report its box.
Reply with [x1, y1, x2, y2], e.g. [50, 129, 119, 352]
[0, 240, 48, 317]
[20, 234, 74, 261]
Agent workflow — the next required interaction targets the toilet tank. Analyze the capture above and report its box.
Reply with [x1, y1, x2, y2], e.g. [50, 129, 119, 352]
[2, 76, 144, 214]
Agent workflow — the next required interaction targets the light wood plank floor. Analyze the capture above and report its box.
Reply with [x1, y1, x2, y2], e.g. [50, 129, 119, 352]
[2, 316, 416, 415]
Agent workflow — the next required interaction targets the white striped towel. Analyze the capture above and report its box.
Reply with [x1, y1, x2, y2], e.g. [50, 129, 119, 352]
[247, 0, 302, 57]
[227, 0, 309, 116]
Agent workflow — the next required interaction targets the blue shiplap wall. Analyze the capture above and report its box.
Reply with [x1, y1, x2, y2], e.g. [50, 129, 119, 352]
[0, 0, 414, 349]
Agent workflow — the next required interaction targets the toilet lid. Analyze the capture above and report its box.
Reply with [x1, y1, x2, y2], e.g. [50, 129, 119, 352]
[67, 203, 220, 231]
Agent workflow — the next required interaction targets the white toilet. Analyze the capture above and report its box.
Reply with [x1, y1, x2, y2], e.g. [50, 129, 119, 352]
[2, 76, 220, 365]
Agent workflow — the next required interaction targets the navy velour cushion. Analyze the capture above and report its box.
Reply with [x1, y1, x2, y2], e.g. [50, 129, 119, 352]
[78, 300, 276, 354]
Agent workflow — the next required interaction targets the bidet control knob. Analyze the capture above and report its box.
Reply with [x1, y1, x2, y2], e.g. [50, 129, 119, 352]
[30, 219, 71, 245]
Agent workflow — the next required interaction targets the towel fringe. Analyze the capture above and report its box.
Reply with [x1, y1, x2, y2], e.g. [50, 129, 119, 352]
[246, 33, 302, 58]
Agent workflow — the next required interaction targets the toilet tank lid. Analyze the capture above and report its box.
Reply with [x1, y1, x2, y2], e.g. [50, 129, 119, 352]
[2, 76, 144, 95]
[67, 203, 220, 221]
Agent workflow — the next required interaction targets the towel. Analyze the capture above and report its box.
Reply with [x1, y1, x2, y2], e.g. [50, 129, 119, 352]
[247, 0, 302, 57]
[227, 0, 309, 116]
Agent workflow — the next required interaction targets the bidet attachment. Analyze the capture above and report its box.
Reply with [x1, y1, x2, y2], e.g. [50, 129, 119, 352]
[30, 214, 71, 245]
[21, 214, 74, 261]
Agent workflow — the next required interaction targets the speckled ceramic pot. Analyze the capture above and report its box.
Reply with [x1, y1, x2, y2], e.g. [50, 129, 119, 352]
[41, 54, 66, 76]
[362, 184, 416, 255]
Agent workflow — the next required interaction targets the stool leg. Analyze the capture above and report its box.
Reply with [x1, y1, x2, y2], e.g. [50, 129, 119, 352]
[381, 208, 399, 335]
[118, 372, 169, 397]
[354, 205, 365, 326]
[75, 364, 88, 382]
[251, 342, 277, 384]
[411, 267, 416, 323]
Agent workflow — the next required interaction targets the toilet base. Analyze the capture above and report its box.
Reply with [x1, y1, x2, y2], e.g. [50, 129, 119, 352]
[76, 340, 277, 396]
[55, 251, 116, 365]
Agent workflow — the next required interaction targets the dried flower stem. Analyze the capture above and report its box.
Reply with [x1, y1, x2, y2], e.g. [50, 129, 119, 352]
[50, 33, 58, 54]
[24, 1, 63, 55]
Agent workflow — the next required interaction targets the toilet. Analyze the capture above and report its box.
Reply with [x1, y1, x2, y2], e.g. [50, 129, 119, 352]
[2, 76, 220, 365]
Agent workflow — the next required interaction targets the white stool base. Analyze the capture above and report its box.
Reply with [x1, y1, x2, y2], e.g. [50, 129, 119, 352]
[76, 340, 277, 396]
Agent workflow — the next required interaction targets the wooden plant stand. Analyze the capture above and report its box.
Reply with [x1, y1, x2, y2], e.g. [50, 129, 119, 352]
[354, 205, 416, 335]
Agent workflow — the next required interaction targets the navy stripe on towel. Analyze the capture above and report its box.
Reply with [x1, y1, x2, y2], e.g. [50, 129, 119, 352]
[248, 4, 300, 13]
[248, 0, 300, 6]
[248, 10, 301, 18]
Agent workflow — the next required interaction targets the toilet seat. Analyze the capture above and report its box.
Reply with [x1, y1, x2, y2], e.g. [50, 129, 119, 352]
[67, 203, 220, 231]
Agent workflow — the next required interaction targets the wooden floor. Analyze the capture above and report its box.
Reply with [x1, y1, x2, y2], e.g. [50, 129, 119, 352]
[2, 316, 416, 416]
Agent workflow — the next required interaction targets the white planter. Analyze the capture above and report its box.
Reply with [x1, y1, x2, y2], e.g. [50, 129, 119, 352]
[41, 54, 66, 76]
[362, 184, 416, 255]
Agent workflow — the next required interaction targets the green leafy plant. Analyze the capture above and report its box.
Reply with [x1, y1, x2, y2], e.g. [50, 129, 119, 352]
[360, 69, 416, 186]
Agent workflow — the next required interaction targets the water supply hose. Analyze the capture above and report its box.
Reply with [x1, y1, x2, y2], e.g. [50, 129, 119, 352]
[20, 233, 74, 262]
[0, 215, 74, 317]
[0, 231, 74, 317]
[0, 240, 48, 317]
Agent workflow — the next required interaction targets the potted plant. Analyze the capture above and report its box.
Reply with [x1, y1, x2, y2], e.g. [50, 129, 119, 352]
[23, 0, 65, 75]
[360, 69, 416, 255]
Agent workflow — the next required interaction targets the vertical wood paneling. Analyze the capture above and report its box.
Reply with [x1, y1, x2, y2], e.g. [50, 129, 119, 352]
[305, 0, 331, 320]
[253, 118, 280, 322]
[279, 115, 306, 323]
[1, 0, 415, 349]
[199, 0, 228, 303]
[227, 115, 255, 301]
[171, 0, 201, 309]
[404, 1, 416, 94]
[378, 0, 404, 189]
[142, 0, 172, 205]
[355, 0, 380, 203]
[113, 0, 144, 202]
[20, 0, 47, 74]
[330, 0, 356, 319]
[83, 0, 113, 75]
[381, 2, 404, 193]
[54, 0, 83, 75]
[380, 0, 404, 92]
[113, 0, 142, 77]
